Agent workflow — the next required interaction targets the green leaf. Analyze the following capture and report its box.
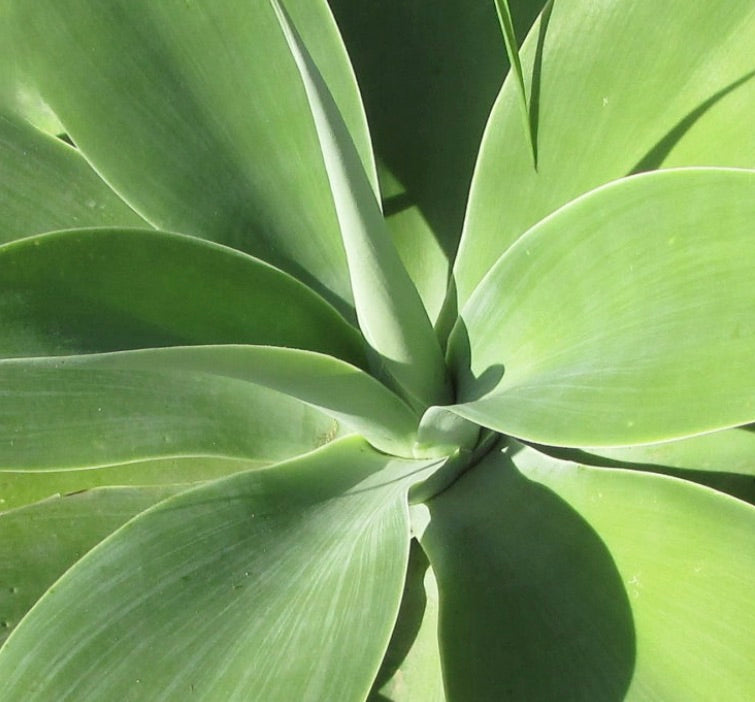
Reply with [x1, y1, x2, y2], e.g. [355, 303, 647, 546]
[419, 441, 636, 701]
[370, 540, 445, 702]
[0, 114, 146, 243]
[530, 426, 755, 505]
[449, 169, 755, 446]
[0, 228, 365, 366]
[0, 437, 439, 701]
[420, 440, 755, 701]
[0, 456, 278, 513]
[0, 486, 183, 645]
[329, 1, 548, 321]
[0, 344, 419, 465]
[271, 0, 449, 412]
[0, 352, 342, 471]
[8, 0, 375, 315]
[455, 0, 755, 304]
[492, 0, 535, 167]
[511, 442, 755, 701]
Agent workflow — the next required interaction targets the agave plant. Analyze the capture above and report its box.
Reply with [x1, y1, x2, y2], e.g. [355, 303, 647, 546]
[1, 0, 753, 699]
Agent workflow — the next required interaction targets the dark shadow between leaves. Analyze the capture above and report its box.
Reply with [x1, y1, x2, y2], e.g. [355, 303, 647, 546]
[527, 0, 555, 169]
[445, 316, 505, 401]
[420, 446, 635, 701]
[530, 444, 755, 506]
[629, 69, 755, 174]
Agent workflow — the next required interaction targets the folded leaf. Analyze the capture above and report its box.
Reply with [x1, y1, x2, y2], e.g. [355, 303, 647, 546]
[0, 486, 183, 645]
[271, 0, 449, 411]
[0, 114, 145, 243]
[9, 0, 375, 315]
[455, 0, 755, 304]
[0, 228, 365, 366]
[0, 437, 440, 701]
[0, 345, 419, 465]
[449, 168, 755, 446]
[0, 353, 341, 471]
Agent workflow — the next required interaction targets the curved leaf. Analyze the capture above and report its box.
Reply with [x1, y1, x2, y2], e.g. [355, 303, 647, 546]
[9, 0, 374, 314]
[0, 456, 281, 513]
[0, 344, 419, 466]
[0, 228, 365, 366]
[455, 0, 755, 304]
[512, 443, 755, 701]
[0, 115, 145, 243]
[449, 169, 755, 446]
[0, 486, 183, 645]
[419, 442, 636, 701]
[329, 0, 548, 320]
[0, 353, 341, 471]
[271, 0, 449, 411]
[0, 437, 439, 701]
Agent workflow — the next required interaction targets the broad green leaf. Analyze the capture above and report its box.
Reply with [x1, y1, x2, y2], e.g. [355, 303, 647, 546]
[271, 0, 449, 412]
[8, 0, 375, 315]
[0, 485, 183, 645]
[0, 437, 439, 701]
[421, 440, 755, 701]
[0, 456, 283, 513]
[0, 345, 419, 465]
[329, 0, 547, 321]
[0, 228, 365, 366]
[0, 115, 145, 243]
[455, 0, 755, 304]
[449, 169, 755, 446]
[370, 540, 445, 702]
[419, 441, 636, 701]
[0, 353, 341, 471]
[531, 426, 755, 505]
[512, 443, 755, 701]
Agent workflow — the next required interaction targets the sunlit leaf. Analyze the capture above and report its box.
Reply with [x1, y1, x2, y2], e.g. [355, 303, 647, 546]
[449, 169, 755, 446]
[0, 437, 439, 701]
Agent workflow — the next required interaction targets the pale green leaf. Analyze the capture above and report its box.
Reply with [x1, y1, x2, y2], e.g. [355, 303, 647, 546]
[0, 228, 365, 366]
[0, 115, 146, 243]
[455, 0, 755, 304]
[420, 440, 755, 701]
[329, 1, 547, 321]
[271, 0, 449, 411]
[0, 345, 419, 464]
[0, 456, 284, 513]
[0, 437, 440, 701]
[449, 169, 755, 446]
[512, 442, 755, 701]
[9, 0, 375, 315]
[0, 353, 341, 471]
[0, 486, 183, 645]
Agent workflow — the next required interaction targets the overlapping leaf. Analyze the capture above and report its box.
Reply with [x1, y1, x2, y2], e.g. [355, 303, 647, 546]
[449, 169, 755, 446]
[455, 0, 755, 304]
[0, 437, 439, 701]
[7, 0, 376, 315]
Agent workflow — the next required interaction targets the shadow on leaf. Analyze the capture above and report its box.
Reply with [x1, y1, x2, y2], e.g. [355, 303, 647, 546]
[419, 443, 635, 701]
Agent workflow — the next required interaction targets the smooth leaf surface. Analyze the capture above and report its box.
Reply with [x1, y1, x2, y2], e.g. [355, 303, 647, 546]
[0, 228, 365, 366]
[0, 345, 418, 465]
[0, 485, 183, 645]
[0, 437, 438, 701]
[512, 443, 755, 701]
[329, 0, 547, 320]
[449, 169, 755, 446]
[370, 540, 445, 702]
[0, 456, 280, 513]
[455, 0, 755, 303]
[9, 0, 375, 314]
[0, 115, 146, 243]
[0, 353, 341, 471]
[419, 442, 636, 701]
[271, 0, 448, 411]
